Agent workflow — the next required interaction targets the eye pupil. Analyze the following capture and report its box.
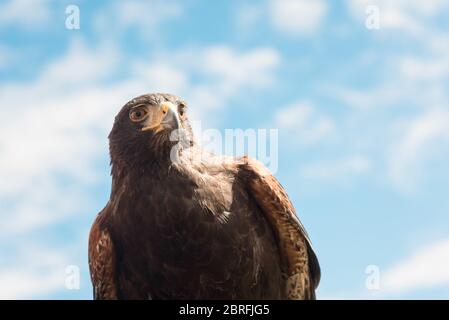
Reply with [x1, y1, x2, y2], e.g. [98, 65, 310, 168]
[129, 107, 147, 122]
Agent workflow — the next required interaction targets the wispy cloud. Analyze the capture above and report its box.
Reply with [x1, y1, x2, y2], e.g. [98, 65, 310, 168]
[348, 0, 449, 36]
[0, 0, 52, 29]
[234, 0, 328, 36]
[0, 246, 74, 299]
[40, 38, 121, 86]
[135, 45, 281, 114]
[0, 45, 13, 69]
[275, 101, 334, 145]
[269, 0, 328, 36]
[94, 0, 183, 39]
[327, 0, 449, 195]
[400, 56, 449, 81]
[388, 108, 449, 191]
[234, 3, 264, 33]
[300, 155, 371, 181]
[382, 238, 449, 295]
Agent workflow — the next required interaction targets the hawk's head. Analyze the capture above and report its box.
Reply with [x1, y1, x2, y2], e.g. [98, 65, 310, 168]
[109, 93, 193, 174]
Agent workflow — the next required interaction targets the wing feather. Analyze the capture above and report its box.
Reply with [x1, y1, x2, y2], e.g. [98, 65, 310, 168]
[88, 207, 118, 300]
[238, 156, 320, 299]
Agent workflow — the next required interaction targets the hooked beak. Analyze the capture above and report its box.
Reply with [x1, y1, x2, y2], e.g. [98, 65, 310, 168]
[141, 102, 181, 133]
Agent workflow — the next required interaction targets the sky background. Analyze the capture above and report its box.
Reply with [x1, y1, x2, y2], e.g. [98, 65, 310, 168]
[0, 0, 449, 299]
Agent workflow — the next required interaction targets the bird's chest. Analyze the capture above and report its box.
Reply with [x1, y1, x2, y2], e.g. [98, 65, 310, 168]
[110, 171, 279, 299]
[143, 172, 234, 226]
[115, 172, 240, 261]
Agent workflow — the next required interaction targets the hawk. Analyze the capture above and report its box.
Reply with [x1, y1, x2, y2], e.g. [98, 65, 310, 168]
[88, 93, 320, 299]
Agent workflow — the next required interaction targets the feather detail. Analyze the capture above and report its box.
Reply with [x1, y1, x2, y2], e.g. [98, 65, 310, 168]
[88, 209, 118, 300]
[238, 156, 320, 299]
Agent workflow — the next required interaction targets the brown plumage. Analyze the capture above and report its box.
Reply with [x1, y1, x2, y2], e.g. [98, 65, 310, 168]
[88, 93, 320, 299]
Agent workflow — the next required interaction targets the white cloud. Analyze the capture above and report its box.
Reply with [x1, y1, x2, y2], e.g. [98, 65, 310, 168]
[136, 45, 280, 113]
[0, 184, 86, 236]
[270, 0, 328, 35]
[388, 108, 449, 191]
[332, 3, 449, 194]
[0, 0, 51, 29]
[40, 38, 120, 86]
[117, 0, 182, 27]
[0, 84, 141, 233]
[0, 38, 148, 238]
[0, 246, 72, 299]
[333, 87, 388, 110]
[193, 46, 280, 110]
[332, 6, 449, 110]
[201, 46, 279, 88]
[1, 77, 130, 194]
[333, 52, 449, 193]
[382, 238, 449, 294]
[235, 4, 264, 32]
[300, 155, 371, 181]
[348, 0, 449, 36]
[321, 238, 449, 299]
[0, 46, 13, 69]
[400, 56, 449, 81]
[94, 0, 182, 39]
[132, 62, 188, 93]
[275, 101, 334, 144]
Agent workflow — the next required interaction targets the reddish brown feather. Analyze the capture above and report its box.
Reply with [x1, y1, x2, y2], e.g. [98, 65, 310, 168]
[88, 210, 118, 300]
[238, 156, 319, 299]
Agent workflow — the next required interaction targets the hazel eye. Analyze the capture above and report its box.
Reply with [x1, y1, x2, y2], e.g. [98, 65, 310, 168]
[178, 103, 186, 117]
[129, 107, 148, 122]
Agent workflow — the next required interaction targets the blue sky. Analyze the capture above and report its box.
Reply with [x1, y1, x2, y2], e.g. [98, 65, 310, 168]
[0, 0, 449, 299]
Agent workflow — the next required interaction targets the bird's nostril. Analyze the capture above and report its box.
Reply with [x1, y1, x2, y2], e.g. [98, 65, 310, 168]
[161, 104, 169, 114]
